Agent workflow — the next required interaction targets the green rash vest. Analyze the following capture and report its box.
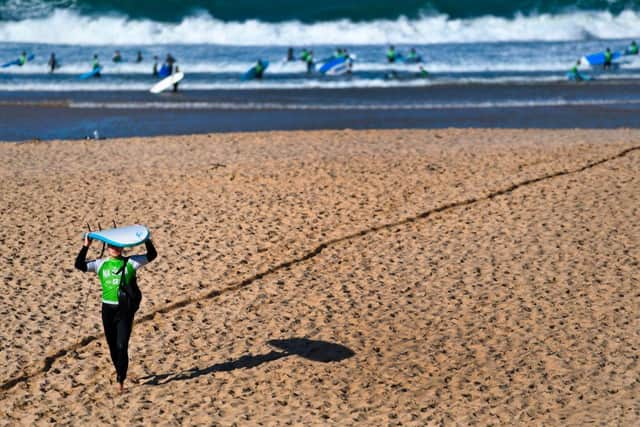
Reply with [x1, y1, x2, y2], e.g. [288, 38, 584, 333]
[87, 255, 149, 304]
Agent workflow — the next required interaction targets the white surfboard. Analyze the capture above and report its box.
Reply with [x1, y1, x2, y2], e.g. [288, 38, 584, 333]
[87, 225, 150, 248]
[150, 71, 184, 94]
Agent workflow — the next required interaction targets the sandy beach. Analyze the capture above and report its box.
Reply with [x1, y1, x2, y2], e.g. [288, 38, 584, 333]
[0, 128, 638, 425]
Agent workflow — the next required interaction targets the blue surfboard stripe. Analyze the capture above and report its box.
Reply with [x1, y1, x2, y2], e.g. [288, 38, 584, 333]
[318, 57, 346, 73]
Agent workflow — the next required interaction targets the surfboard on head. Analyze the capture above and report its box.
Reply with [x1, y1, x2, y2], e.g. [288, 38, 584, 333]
[87, 225, 150, 248]
[150, 71, 184, 94]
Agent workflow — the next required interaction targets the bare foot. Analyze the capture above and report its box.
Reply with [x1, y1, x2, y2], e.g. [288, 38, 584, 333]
[117, 382, 124, 394]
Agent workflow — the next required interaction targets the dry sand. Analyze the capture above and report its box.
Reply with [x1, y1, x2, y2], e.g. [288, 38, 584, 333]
[0, 129, 638, 425]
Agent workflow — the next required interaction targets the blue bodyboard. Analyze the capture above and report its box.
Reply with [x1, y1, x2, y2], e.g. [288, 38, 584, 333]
[2, 54, 35, 68]
[79, 66, 102, 79]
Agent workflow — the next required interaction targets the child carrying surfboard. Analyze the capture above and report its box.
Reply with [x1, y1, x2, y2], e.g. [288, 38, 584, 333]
[74, 230, 157, 393]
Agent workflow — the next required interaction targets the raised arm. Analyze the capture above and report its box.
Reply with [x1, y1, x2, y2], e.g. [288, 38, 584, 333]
[144, 238, 157, 262]
[74, 235, 92, 272]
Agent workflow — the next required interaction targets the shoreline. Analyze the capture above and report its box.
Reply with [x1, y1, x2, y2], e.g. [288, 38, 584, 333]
[3, 81, 640, 141]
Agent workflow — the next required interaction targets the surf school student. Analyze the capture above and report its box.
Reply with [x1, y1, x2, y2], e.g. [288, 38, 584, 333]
[18, 51, 27, 66]
[173, 66, 181, 92]
[92, 54, 101, 77]
[603, 48, 613, 70]
[418, 65, 429, 78]
[305, 50, 314, 73]
[406, 48, 421, 63]
[569, 60, 584, 81]
[136, 50, 143, 63]
[254, 59, 266, 79]
[113, 50, 123, 63]
[74, 235, 157, 393]
[287, 47, 294, 61]
[165, 53, 176, 74]
[626, 41, 638, 55]
[386, 45, 398, 63]
[152, 56, 159, 77]
[48, 53, 58, 73]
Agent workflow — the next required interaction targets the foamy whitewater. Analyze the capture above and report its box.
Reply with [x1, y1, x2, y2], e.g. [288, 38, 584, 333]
[1, 9, 640, 45]
[1, 2, 640, 91]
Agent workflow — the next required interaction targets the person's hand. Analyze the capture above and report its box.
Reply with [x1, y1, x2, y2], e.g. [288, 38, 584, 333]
[84, 235, 93, 248]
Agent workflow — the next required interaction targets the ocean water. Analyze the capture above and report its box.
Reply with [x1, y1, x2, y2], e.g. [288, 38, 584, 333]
[1, 0, 640, 140]
[1, 0, 640, 93]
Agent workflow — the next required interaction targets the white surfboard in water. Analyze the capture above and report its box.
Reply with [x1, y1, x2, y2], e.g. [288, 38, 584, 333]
[150, 71, 184, 94]
[87, 225, 150, 247]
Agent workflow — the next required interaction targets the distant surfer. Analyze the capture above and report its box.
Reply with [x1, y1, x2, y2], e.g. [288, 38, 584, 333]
[287, 47, 294, 61]
[418, 66, 429, 78]
[165, 53, 176, 74]
[254, 59, 266, 79]
[568, 60, 584, 81]
[626, 41, 638, 55]
[136, 50, 143, 63]
[74, 234, 157, 393]
[406, 48, 422, 63]
[48, 53, 59, 73]
[92, 54, 101, 77]
[603, 48, 613, 70]
[173, 66, 180, 92]
[305, 50, 314, 73]
[18, 51, 27, 66]
[386, 45, 398, 63]
[113, 50, 123, 63]
[152, 56, 159, 77]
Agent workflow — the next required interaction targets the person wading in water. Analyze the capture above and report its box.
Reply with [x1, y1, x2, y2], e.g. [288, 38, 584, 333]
[75, 234, 157, 393]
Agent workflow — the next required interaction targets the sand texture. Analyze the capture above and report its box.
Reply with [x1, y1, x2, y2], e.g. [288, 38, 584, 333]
[0, 129, 639, 425]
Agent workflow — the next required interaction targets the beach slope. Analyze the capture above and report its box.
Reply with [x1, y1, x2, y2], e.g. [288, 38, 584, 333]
[0, 129, 638, 424]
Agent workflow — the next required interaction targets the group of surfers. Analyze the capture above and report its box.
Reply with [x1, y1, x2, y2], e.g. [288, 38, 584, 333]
[568, 41, 638, 82]
[273, 45, 429, 79]
[8, 50, 179, 79]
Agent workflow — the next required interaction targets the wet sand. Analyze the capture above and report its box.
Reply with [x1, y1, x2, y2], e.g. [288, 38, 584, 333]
[0, 129, 638, 425]
[3, 82, 640, 141]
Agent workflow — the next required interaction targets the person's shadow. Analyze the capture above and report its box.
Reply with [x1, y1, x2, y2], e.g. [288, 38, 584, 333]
[139, 338, 355, 386]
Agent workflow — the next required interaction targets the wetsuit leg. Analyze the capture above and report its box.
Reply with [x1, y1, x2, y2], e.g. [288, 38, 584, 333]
[102, 304, 134, 383]
[102, 304, 119, 372]
[115, 310, 134, 384]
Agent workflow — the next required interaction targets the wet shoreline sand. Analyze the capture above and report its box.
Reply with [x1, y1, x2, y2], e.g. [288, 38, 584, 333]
[0, 129, 638, 424]
[2, 81, 640, 141]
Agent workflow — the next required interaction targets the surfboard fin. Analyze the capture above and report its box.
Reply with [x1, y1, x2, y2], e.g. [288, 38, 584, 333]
[97, 222, 105, 258]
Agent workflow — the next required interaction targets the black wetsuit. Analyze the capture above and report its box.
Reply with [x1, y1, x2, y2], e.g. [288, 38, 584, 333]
[75, 240, 157, 384]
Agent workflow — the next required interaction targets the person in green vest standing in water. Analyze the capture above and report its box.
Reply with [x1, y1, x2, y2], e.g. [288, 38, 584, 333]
[603, 47, 613, 70]
[75, 234, 157, 393]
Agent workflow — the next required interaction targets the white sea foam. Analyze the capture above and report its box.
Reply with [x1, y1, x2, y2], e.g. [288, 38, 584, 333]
[1, 9, 640, 45]
[67, 98, 640, 110]
[2, 72, 640, 91]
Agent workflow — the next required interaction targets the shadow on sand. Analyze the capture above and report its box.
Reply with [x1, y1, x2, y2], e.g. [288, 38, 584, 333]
[139, 337, 355, 386]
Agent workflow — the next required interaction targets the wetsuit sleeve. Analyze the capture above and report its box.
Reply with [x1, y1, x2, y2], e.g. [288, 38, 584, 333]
[74, 246, 89, 272]
[145, 239, 157, 262]
[129, 239, 157, 270]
